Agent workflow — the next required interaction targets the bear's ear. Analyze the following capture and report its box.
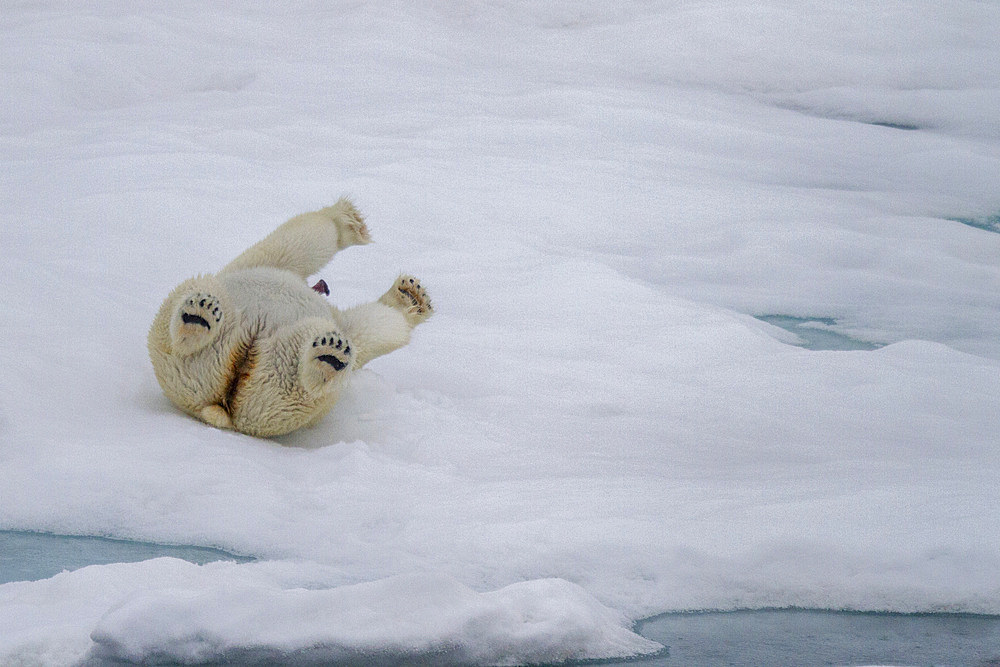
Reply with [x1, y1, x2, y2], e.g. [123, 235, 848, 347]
[169, 290, 226, 355]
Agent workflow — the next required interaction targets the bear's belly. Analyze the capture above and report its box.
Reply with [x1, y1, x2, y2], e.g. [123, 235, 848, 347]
[219, 267, 331, 337]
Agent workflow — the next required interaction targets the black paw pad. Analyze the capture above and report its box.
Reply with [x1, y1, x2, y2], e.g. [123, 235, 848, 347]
[180, 293, 222, 329]
[317, 354, 347, 371]
[181, 313, 211, 329]
[311, 332, 352, 373]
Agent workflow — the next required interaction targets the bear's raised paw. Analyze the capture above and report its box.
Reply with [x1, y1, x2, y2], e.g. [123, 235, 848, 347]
[380, 275, 433, 326]
[323, 198, 371, 249]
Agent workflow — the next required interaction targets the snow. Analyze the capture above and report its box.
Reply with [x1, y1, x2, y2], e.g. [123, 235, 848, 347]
[3, 562, 659, 665]
[2, 1, 1000, 664]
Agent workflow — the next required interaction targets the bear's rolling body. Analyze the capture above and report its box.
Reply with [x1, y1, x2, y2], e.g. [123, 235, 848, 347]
[148, 198, 431, 437]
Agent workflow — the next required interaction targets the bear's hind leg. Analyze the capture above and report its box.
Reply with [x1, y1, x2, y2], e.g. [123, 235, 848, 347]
[337, 275, 432, 368]
[300, 328, 355, 394]
[220, 197, 370, 278]
[159, 283, 229, 356]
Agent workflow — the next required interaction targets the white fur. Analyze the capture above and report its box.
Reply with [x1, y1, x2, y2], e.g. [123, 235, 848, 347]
[148, 198, 432, 438]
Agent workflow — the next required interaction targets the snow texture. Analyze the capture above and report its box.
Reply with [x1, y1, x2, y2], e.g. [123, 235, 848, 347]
[2, 1, 1000, 664]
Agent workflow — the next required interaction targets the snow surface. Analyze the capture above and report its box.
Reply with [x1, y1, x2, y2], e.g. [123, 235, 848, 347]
[2, 1, 1000, 664]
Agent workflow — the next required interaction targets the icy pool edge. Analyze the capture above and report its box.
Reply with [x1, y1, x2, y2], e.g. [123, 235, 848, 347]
[0, 529, 254, 585]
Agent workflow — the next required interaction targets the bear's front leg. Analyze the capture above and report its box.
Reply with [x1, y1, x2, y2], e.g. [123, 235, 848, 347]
[220, 197, 371, 278]
[378, 274, 433, 327]
[336, 274, 432, 368]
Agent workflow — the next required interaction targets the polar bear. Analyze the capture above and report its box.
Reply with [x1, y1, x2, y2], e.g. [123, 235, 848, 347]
[148, 198, 432, 438]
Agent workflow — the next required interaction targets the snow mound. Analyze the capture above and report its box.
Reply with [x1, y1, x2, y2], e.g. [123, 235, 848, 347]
[80, 562, 661, 665]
